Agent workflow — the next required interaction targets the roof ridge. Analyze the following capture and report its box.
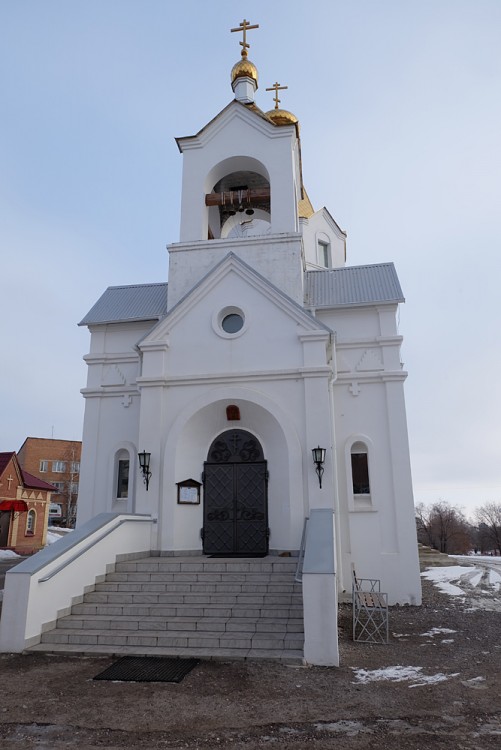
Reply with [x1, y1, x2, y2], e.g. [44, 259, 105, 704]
[106, 282, 168, 291]
[306, 262, 394, 275]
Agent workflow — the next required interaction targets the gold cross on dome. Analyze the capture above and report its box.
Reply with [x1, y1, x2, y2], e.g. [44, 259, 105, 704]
[231, 19, 259, 58]
[266, 81, 288, 109]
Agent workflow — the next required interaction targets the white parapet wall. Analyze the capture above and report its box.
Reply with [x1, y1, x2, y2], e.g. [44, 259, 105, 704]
[0, 513, 155, 653]
[302, 508, 339, 667]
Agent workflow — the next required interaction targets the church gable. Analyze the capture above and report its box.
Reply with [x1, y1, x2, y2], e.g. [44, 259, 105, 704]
[176, 100, 288, 153]
[140, 254, 331, 379]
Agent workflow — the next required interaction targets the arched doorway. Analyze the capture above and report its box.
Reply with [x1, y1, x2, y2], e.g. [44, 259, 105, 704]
[202, 429, 268, 556]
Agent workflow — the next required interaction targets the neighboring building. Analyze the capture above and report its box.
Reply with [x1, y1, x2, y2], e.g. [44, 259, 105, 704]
[0, 452, 56, 553]
[17, 438, 81, 526]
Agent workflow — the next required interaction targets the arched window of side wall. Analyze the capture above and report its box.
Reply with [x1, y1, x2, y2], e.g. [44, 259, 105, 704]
[26, 509, 36, 535]
[114, 449, 130, 500]
[345, 437, 375, 512]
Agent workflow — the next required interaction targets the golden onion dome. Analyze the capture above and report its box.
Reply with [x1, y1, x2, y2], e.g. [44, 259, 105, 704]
[265, 108, 299, 126]
[231, 58, 258, 86]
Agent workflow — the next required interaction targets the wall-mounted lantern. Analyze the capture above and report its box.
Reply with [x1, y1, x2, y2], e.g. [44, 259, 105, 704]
[312, 446, 326, 489]
[138, 450, 152, 491]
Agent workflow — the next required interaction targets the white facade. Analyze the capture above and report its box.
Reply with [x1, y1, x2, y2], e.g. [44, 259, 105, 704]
[77, 52, 421, 609]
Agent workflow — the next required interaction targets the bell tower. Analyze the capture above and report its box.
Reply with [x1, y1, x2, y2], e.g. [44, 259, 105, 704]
[168, 20, 305, 309]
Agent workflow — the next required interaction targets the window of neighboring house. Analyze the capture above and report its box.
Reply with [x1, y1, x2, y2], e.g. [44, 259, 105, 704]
[40, 460, 48, 472]
[52, 461, 66, 473]
[351, 445, 370, 495]
[318, 240, 331, 268]
[26, 509, 36, 535]
[116, 459, 129, 499]
[70, 461, 80, 474]
[69, 482, 79, 495]
[52, 481, 65, 494]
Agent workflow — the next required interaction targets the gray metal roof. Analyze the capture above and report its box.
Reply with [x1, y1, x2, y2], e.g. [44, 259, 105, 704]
[79, 283, 168, 326]
[304, 263, 404, 308]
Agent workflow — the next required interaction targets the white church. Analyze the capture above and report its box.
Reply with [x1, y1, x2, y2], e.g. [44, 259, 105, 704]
[0, 21, 421, 665]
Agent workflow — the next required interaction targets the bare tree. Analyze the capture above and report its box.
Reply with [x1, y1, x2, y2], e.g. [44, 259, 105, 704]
[415, 502, 435, 548]
[415, 500, 471, 554]
[475, 502, 501, 555]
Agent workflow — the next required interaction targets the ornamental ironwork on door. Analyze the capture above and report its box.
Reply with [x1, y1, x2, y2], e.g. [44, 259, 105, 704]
[202, 430, 268, 556]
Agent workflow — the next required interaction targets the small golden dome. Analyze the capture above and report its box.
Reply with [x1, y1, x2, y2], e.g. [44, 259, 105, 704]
[231, 58, 258, 86]
[265, 108, 298, 126]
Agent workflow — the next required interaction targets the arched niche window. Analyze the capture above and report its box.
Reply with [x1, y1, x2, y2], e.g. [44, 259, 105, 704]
[351, 442, 370, 495]
[346, 438, 374, 512]
[115, 449, 130, 500]
[26, 509, 36, 535]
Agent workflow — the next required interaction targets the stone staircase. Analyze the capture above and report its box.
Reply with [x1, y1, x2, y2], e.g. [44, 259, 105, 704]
[29, 555, 304, 662]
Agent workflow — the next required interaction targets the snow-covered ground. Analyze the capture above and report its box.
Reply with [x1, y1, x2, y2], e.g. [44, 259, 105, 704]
[0, 527, 73, 561]
[422, 557, 501, 611]
[0, 549, 21, 562]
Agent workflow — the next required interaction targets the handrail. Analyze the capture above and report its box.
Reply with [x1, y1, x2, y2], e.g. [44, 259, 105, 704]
[295, 516, 309, 582]
[39, 516, 152, 582]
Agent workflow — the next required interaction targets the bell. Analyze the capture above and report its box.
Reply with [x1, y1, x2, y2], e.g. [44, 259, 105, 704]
[245, 208, 254, 216]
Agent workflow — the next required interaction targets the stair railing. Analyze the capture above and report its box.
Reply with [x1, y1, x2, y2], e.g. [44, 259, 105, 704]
[295, 516, 309, 582]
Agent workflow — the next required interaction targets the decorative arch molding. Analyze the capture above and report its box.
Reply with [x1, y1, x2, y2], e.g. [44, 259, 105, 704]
[205, 156, 270, 195]
[160, 385, 304, 552]
[344, 433, 377, 512]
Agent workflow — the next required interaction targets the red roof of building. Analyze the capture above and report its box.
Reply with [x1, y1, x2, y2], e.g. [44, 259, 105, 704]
[21, 470, 58, 491]
[0, 453, 57, 492]
[0, 452, 16, 476]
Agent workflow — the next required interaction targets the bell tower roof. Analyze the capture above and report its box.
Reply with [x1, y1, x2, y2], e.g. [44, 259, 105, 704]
[264, 81, 299, 127]
[230, 18, 259, 104]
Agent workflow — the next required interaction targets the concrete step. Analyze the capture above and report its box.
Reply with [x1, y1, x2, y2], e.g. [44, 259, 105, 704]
[52, 614, 304, 633]
[35, 554, 304, 662]
[28, 642, 304, 663]
[95, 573, 301, 594]
[84, 592, 302, 607]
[115, 559, 298, 574]
[41, 627, 304, 651]
[71, 602, 304, 619]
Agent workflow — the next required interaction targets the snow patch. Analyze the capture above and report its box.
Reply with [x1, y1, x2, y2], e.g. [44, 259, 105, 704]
[0, 549, 21, 561]
[352, 666, 459, 687]
[420, 627, 456, 637]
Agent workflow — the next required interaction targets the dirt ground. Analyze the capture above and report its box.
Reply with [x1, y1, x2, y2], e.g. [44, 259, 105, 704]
[0, 552, 500, 749]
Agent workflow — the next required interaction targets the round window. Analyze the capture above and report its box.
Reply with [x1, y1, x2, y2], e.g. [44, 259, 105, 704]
[221, 313, 244, 334]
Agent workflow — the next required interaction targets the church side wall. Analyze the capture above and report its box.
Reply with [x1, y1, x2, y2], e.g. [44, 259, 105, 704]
[317, 304, 421, 605]
[77, 322, 153, 525]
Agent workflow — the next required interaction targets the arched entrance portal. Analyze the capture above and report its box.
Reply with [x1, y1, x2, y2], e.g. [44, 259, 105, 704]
[202, 430, 268, 556]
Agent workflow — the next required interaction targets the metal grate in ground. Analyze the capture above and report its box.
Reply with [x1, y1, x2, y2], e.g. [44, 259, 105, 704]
[93, 656, 199, 683]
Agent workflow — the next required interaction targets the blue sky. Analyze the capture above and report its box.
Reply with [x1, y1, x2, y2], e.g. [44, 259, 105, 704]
[1, 1, 500, 516]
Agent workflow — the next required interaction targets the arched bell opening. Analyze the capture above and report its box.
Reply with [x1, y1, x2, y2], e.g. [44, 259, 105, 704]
[205, 158, 271, 239]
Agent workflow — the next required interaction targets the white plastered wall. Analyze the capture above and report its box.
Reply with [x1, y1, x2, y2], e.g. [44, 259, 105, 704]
[78, 321, 154, 525]
[318, 303, 422, 605]
[301, 209, 346, 270]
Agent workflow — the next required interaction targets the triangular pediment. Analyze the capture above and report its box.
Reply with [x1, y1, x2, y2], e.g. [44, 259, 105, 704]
[140, 253, 331, 349]
[176, 100, 293, 153]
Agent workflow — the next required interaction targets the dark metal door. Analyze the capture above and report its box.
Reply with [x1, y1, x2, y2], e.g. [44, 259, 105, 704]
[0, 512, 10, 547]
[203, 430, 268, 556]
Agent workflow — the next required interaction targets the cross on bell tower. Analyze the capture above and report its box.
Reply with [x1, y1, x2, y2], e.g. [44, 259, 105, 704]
[230, 18, 259, 58]
[266, 81, 288, 110]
